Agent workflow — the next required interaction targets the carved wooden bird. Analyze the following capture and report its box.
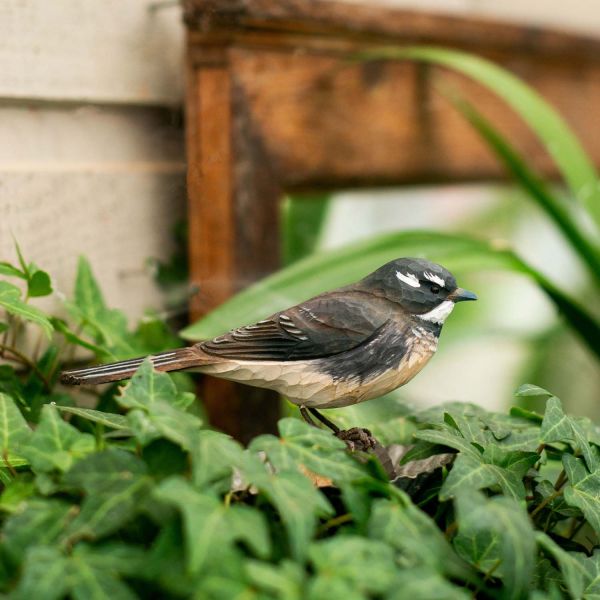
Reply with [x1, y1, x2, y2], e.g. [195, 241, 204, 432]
[61, 258, 477, 449]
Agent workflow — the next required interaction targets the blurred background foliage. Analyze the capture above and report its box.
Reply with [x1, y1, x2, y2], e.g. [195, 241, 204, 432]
[183, 48, 600, 423]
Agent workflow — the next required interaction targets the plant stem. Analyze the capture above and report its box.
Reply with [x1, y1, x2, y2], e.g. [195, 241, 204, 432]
[316, 513, 352, 534]
[0, 344, 51, 392]
[530, 477, 567, 519]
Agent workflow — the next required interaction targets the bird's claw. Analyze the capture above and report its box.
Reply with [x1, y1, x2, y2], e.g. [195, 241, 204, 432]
[336, 427, 378, 452]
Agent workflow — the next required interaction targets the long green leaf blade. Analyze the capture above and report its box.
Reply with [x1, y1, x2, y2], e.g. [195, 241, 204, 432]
[449, 96, 600, 281]
[181, 231, 599, 360]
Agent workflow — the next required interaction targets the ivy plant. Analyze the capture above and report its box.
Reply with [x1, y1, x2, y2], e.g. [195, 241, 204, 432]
[0, 250, 599, 598]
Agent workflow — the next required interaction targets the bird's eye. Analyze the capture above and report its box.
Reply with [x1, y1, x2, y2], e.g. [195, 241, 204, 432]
[430, 284, 440, 294]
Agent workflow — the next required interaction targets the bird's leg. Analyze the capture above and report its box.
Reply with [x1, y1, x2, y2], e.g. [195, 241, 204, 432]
[307, 407, 340, 433]
[308, 408, 377, 452]
[300, 406, 319, 428]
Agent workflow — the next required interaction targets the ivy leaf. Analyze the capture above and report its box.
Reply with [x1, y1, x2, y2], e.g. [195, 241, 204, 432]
[386, 567, 471, 600]
[368, 496, 469, 579]
[308, 536, 397, 596]
[191, 430, 246, 488]
[244, 559, 305, 600]
[117, 360, 201, 450]
[14, 545, 70, 600]
[415, 427, 478, 455]
[118, 359, 177, 410]
[573, 550, 600, 598]
[20, 404, 94, 473]
[453, 491, 535, 599]
[0, 281, 53, 338]
[562, 454, 600, 533]
[539, 396, 597, 471]
[69, 256, 135, 357]
[69, 545, 139, 600]
[155, 477, 270, 574]
[441, 452, 524, 501]
[0, 392, 31, 458]
[62, 449, 152, 542]
[249, 418, 367, 484]
[57, 406, 130, 431]
[536, 532, 586, 598]
[515, 384, 554, 398]
[241, 458, 333, 561]
[540, 396, 576, 444]
[2, 499, 75, 565]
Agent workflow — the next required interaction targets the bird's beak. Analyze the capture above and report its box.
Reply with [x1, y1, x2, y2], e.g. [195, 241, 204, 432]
[449, 288, 478, 303]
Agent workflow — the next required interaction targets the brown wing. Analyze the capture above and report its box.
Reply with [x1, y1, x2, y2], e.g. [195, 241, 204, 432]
[200, 291, 391, 361]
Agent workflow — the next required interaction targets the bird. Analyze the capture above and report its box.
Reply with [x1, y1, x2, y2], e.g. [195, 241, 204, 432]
[61, 258, 477, 450]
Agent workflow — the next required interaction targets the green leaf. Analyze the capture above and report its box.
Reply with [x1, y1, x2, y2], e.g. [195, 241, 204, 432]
[155, 477, 270, 574]
[386, 567, 471, 600]
[509, 406, 544, 424]
[441, 446, 537, 501]
[357, 46, 600, 230]
[249, 418, 368, 484]
[368, 496, 469, 578]
[69, 546, 138, 600]
[70, 256, 135, 357]
[449, 96, 600, 282]
[27, 268, 53, 298]
[536, 532, 586, 599]
[540, 396, 573, 443]
[540, 396, 597, 471]
[562, 453, 600, 534]
[241, 458, 333, 561]
[0, 392, 31, 456]
[415, 427, 477, 456]
[453, 491, 535, 599]
[51, 318, 109, 356]
[0, 281, 53, 338]
[14, 545, 70, 600]
[309, 536, 397, 596]
[62, 449, 151, 542]
[0, 476, 36, 513]
[516, 384, 554, 399]
[57, 405, 130, 431]
[282, 194, 330, 265]
[2, 499, 75, 564]
[117, 360, 202, 450]
[191, 430, 246, 488]
[245, 559, 305, 600]
[118, 359, 177, 410]
[20, 404, 94, 472]
[0, 261, 26, 279]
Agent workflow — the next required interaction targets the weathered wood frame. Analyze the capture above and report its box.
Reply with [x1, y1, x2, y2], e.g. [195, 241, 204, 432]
[184, 0, 600, 441]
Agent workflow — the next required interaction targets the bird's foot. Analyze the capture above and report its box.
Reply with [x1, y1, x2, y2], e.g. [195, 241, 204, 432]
[335, 427, 378, 452]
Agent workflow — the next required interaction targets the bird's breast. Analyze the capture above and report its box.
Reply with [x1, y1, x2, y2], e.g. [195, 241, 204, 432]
[198, 322, 438, 408]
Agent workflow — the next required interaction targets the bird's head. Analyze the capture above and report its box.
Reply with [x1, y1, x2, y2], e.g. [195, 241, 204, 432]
[361, 257, 477, 325]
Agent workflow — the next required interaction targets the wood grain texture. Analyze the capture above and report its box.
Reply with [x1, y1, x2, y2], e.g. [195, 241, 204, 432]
[186, 46, 281, 441]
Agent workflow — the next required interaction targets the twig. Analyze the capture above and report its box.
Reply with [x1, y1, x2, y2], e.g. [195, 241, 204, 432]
[0, 343, 51, 392]
[554, 469, 568, 491]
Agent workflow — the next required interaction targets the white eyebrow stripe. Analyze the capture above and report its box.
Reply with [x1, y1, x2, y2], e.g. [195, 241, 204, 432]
[396, 271, 420, 288]
[424, 272, 445, 288]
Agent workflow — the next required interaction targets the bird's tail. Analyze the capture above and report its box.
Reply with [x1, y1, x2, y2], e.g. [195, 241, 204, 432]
[60, 347, 203, 386]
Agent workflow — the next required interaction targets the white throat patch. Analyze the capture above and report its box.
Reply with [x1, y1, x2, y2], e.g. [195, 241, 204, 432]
[423, 271, 445, 288]
[396, 271, 420, 288]
[417, 300, 455, 325]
